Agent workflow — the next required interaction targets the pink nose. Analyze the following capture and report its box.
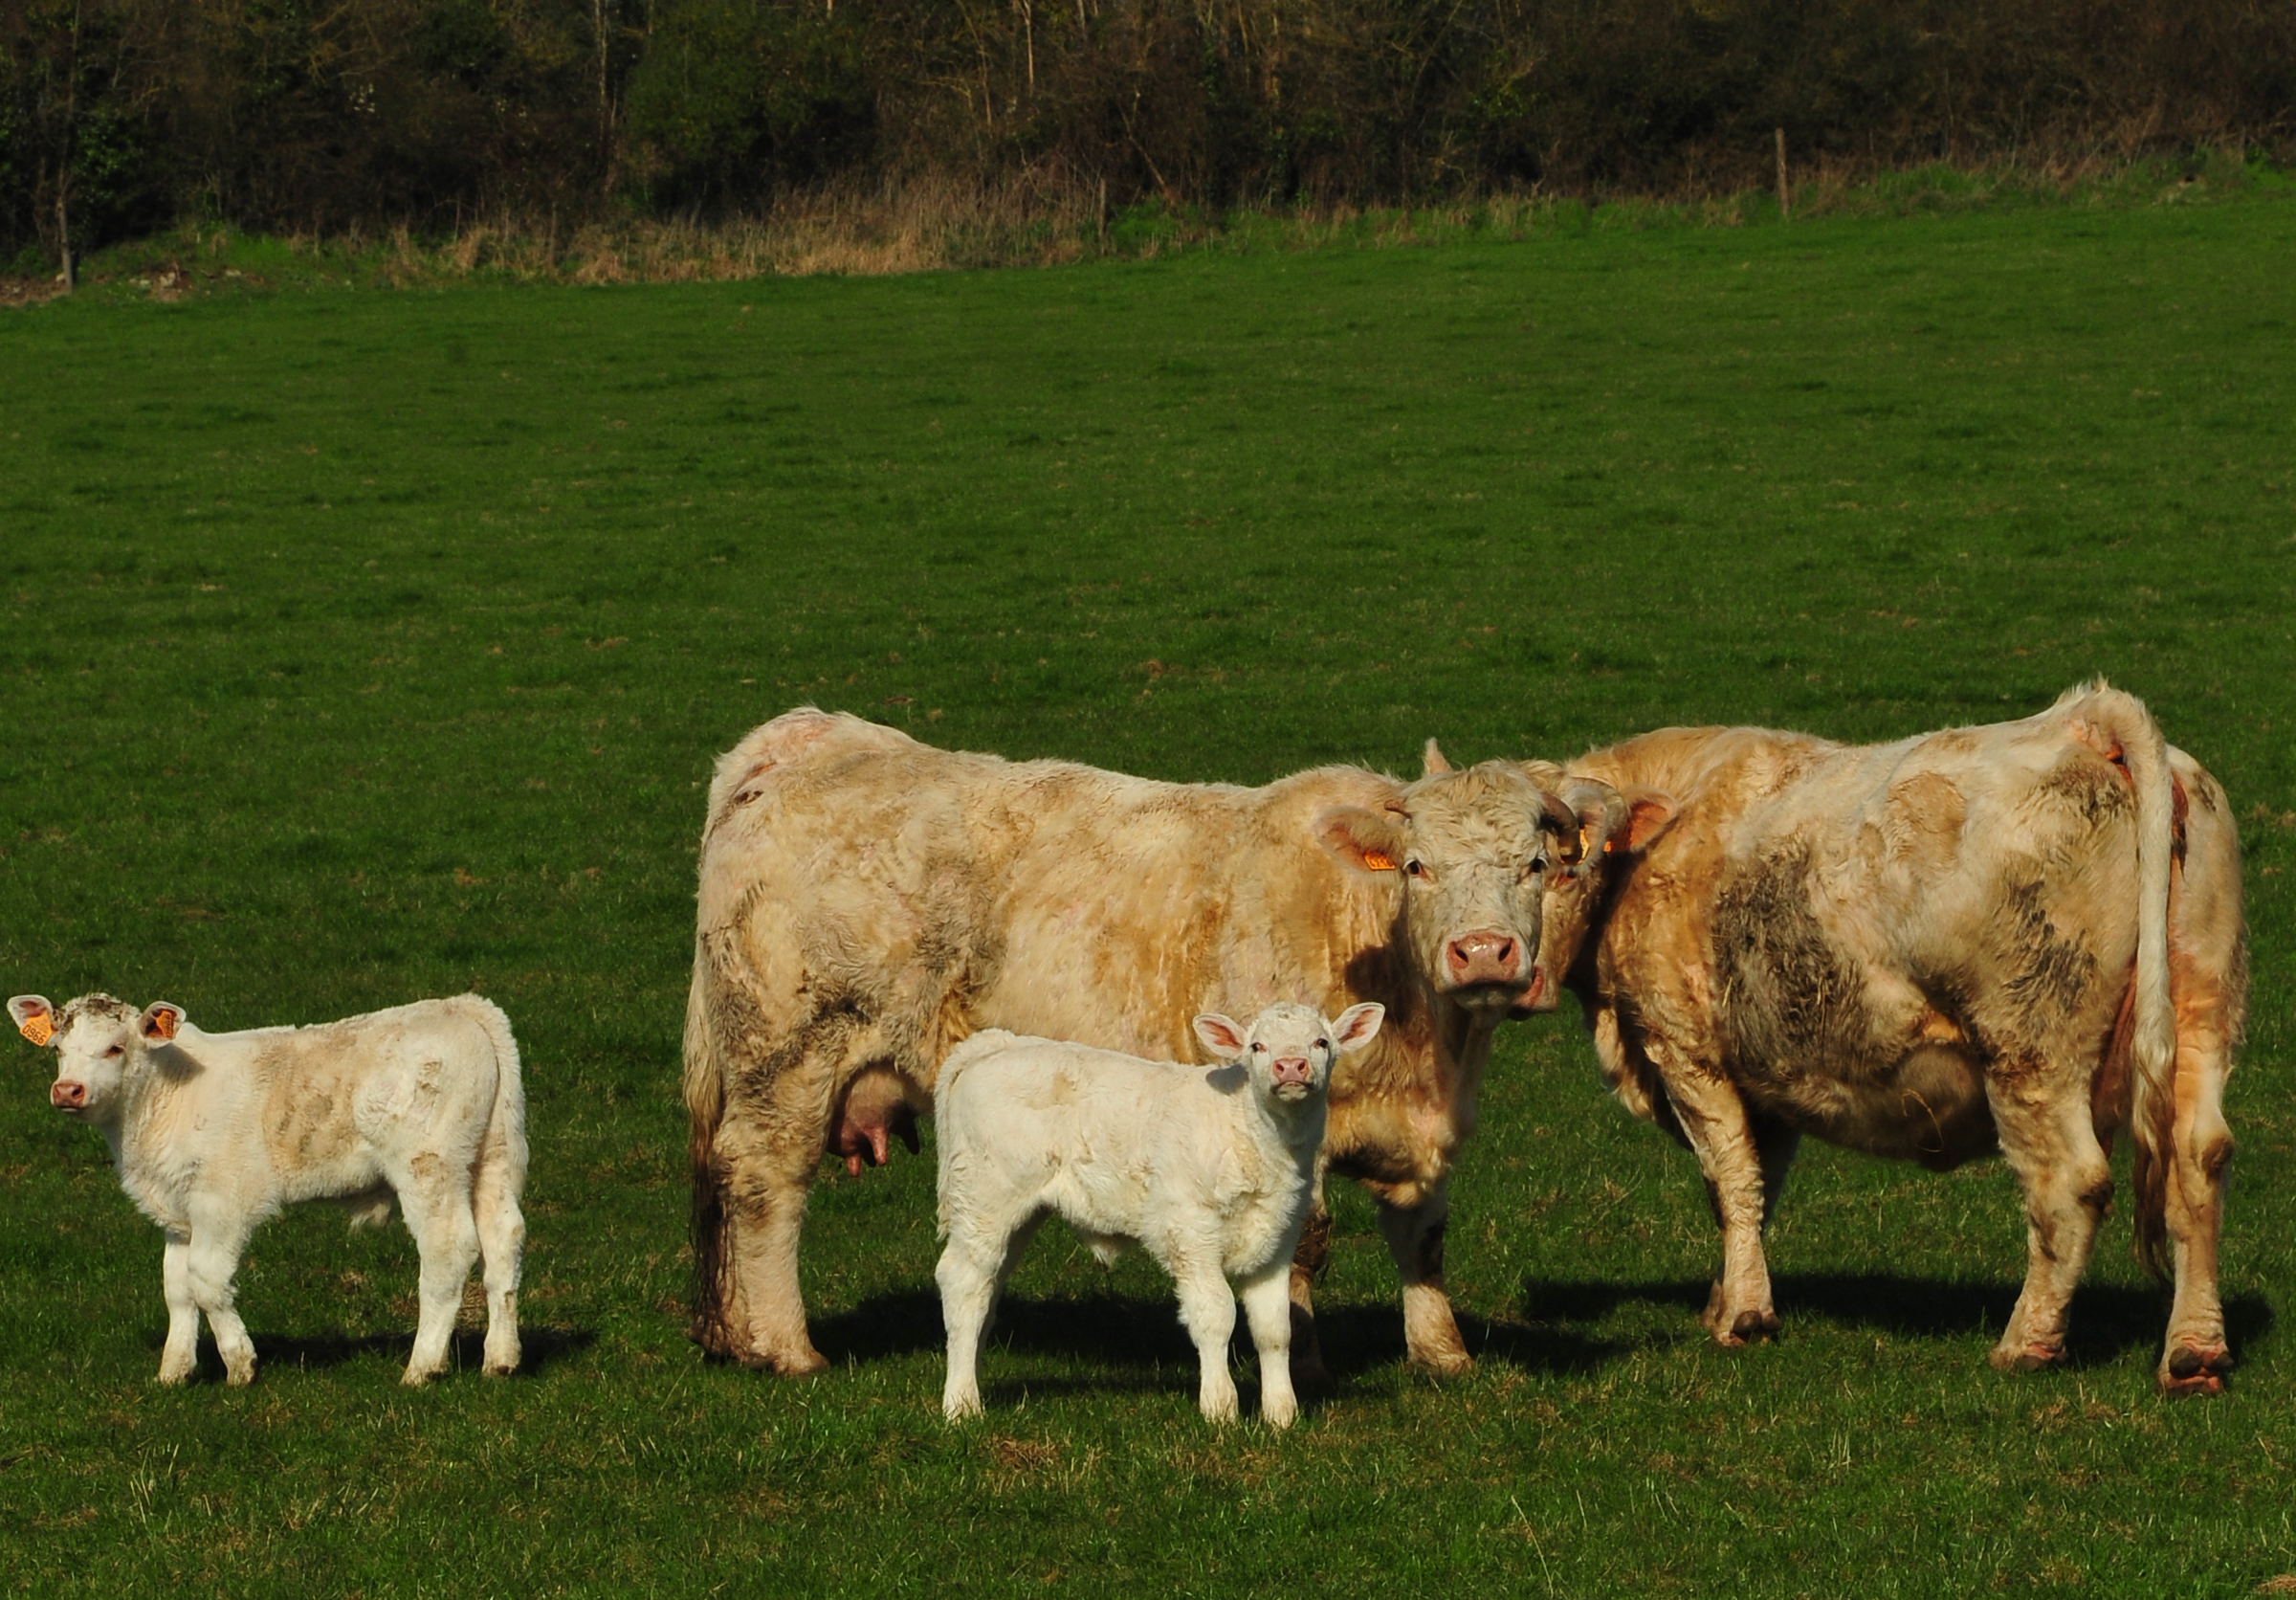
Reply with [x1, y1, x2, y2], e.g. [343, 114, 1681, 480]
[1445, 930, 1521, 988]
[51, 1080, 85, 1110]
[1271, 1056, 1312, 1087]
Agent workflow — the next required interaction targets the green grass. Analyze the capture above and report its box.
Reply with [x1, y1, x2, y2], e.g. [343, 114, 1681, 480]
[2, 189, 2292, 1597]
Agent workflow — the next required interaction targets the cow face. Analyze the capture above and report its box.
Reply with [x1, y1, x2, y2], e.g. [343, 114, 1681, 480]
[1194, 1001, 1384, 1108]
[1318, 762, 1578, 1015]
[11, 994, 184, 1122]
[1514, 777, 1678, 1014]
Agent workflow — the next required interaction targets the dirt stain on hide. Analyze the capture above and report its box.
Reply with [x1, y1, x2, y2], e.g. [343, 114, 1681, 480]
[2032, 747, 2134, 829]
[1711, 837, 1865, 1063]
[1998, 876, 2098, 1024]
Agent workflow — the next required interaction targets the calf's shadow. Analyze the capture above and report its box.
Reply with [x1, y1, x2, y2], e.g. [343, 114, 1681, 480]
[144, 1322, 597, 1382]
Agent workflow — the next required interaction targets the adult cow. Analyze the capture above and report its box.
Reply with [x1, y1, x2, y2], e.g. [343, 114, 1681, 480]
[684, 709, 1599, 1378]
[1526, 682, 2243, 1393]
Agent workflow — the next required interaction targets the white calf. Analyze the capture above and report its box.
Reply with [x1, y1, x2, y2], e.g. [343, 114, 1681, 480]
[935, 1001, 1384, 1427]
[10, 991, 526, 1388]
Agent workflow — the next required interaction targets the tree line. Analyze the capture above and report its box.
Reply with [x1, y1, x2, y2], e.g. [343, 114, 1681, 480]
[5, 0, 2291, 270]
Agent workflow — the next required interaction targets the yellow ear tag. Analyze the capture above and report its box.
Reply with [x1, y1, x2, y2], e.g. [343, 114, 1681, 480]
[1361, 851, 1397, 872]
[19, 1013, 54, 1047]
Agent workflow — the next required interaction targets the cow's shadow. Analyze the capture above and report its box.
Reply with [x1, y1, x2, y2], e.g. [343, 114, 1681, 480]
[812, 1287, 1625, 1390]
[1519, 1272, 2275, 1368]
[145, 1323, 598, 1381]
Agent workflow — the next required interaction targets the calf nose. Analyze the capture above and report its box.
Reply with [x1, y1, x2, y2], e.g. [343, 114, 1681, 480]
[51, 1080, 85, 1110]
[1271, 1056, 1312, 1087]
[1445, 930, 1521, 988]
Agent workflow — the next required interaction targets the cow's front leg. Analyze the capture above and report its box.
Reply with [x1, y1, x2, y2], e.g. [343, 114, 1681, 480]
[1987, 1071, 2112, 1373]
[183, 1212, 257, 1386]
[1238, 1263, 1299, 1428]
[158, 1233, 200, 1385]
[1378, 1180, 1471, 1375]
[1647, 1043, 1777, 1346]
[1172, 1253, 1242, 1424]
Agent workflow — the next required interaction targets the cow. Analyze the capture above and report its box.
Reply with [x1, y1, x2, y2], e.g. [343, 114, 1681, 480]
[9, 991, 528, 1388]
[1522, 681, 2243, 1393]
[684, 709, 1601, 1378]
[935, 1001, 1384, 1427]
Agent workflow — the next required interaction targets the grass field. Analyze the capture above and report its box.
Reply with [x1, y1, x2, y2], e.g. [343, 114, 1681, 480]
[2, 189, 2293, 1597]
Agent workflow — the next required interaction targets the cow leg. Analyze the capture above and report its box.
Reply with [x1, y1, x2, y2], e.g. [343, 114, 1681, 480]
[473, 1145, 526, 1378]
[937, 1211, 1024, 1423]
[1287, 1201, 1332, 1387]
[1378, 1182, 1471, 1375]
[398, 1166, 483, 1387]
[182, 1211, 258, 1386]
[1648, 1047, 1778, 1346]
[2159, 1013, 2237, 1395]
[1238, 1264, 1299, 1429]
[1172, 1248, 1241, 1424]
[158, 1233, 200, 1385]
[1987, 1076, 2112, 1373]
[709, 1055, 850, 1376]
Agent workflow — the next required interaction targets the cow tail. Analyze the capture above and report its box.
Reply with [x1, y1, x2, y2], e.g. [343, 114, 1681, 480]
[683, 952, 738, 1353]
[2088, 685, 2177, 1279]
[475, 997, 530, 1197]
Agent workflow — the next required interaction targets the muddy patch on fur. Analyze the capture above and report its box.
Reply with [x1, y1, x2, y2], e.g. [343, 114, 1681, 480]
[1712, 837, 1865, 1063]
[1998, 876, 2100, 1024]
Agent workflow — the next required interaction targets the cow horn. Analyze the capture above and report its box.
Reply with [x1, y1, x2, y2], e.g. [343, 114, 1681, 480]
[1560, 778, 1629, 875]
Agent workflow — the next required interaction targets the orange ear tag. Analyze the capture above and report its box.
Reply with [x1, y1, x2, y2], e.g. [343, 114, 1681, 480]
[1361, 851, 1397, 872]
[19, 1013, 54, 1047]
[147, 1010, 179, 1042]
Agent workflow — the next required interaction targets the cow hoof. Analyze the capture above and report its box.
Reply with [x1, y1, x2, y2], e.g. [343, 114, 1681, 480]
[1728, 1309, 1780, 1344]
[772, 1346, 830, 1378]
[2160, 1343, 2233, 1396]
[2158, 1370, 2224, 1398]
[1699, 1280, 1728, 1334]
[1990, 1342, 2063, 1373]
[1408, 1348, 1474, 1378]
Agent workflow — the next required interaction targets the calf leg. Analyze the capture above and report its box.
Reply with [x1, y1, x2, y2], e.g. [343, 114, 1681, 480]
[1238, 1265, 1299, 1429]
[396, 1165, 483, 1387]
[937, 1209, 1038, 1422]
[158, 1233, 200, 1385]
[1987, 1073, 2113, 1372]
[1646, 1040, 1778, 1346]
[473, 1146, 525, 1378]
[1169, 1243, 1241, 1423]
[183, 1212, 258, 1386]
[1378, 1182, 1471, 1374]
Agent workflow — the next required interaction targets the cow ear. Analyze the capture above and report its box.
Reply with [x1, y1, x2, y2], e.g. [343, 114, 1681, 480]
[1331, 1002, 1385, 1053]
[1317, 806, 1408, 875]
[10, 995, 55, 1048]
[140, 1002, 184, 1042]
[1192, 1013, 1246, 1059]
[1619, 787, 1677, 854]
[1421, 738, 1452, 778]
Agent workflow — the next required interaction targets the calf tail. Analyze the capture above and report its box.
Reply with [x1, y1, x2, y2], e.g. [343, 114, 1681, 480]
[473, 997, 530, 1198]
[2072, 683, 2176, 1278]
[683, 951, 739, 1353]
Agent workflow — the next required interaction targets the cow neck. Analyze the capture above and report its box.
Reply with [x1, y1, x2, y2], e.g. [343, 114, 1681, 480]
[114, 1042, 199, 1166]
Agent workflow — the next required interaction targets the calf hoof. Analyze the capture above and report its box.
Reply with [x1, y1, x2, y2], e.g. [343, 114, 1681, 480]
[2159, 1344, 2233, 1397]
[1988, 1342, 2064, 1374]
[481, 1355, 520, 1378]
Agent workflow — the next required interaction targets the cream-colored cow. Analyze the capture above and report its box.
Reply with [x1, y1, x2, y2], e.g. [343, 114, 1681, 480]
[936, 1001, 1383, 1427]
[685, 710, 1605, 1379]
[1527, 681, 2243, 1393]
[10, 992, 527, 1387]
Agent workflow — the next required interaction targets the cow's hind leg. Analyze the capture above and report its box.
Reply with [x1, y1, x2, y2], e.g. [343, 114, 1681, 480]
[473, 1142, 525, 1377]
[397, 1162, 483, 1386]
[1987, 1072, 2112, 1373]
[2159, 971, 2239, 1395]
[1376, 1179, 1471, 1375]
[937, 1208, 1040, 1422]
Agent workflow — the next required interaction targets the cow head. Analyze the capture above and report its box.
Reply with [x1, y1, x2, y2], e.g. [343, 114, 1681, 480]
[1194, 1001, 1383, 1114]
[1318, 761, 1578, 1016]
[1510, 771, 1678, 1014]
[11, 993, 185, 1123]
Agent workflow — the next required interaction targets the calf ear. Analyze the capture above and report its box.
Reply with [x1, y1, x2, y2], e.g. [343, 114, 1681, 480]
[140, 1002, 185, 1042]
[1421, 738, 1453, 778]
[1331, 1002, 1385, 1053]
[1317, 806, 1408, 875]
[1192, 1013, 1247, 1059]
[1618, 787, 1677, 853]
[9, 995, 55, 1048]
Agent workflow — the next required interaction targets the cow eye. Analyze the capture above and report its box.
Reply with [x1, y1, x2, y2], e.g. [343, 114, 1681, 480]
[1251, 1042, 1267, 1053]
[105, 1045, 122, 1057]
[1404, 859, 1425, 878]
[1314, 1038, 1328, 1051]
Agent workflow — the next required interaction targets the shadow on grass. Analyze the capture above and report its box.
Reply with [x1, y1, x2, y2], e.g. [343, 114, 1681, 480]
[814, 1287, 1629, 1387]
[1520, 1273, 2276, 1369]
[150, 1323, 599, 1381]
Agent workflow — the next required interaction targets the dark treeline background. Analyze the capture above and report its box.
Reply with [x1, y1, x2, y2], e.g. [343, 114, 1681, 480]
[4, 0, 2292, 263]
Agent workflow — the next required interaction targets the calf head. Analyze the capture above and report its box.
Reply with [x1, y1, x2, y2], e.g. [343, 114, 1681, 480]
[1194, 1001, 1384, 1113]
[11, 994, 186, 1123]
[1318, 760, 1578, 1015]
[1511, 771, 1678, 1015]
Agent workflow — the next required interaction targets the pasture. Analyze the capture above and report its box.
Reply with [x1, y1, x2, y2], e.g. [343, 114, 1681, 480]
[2, 191, 2292, 1596]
